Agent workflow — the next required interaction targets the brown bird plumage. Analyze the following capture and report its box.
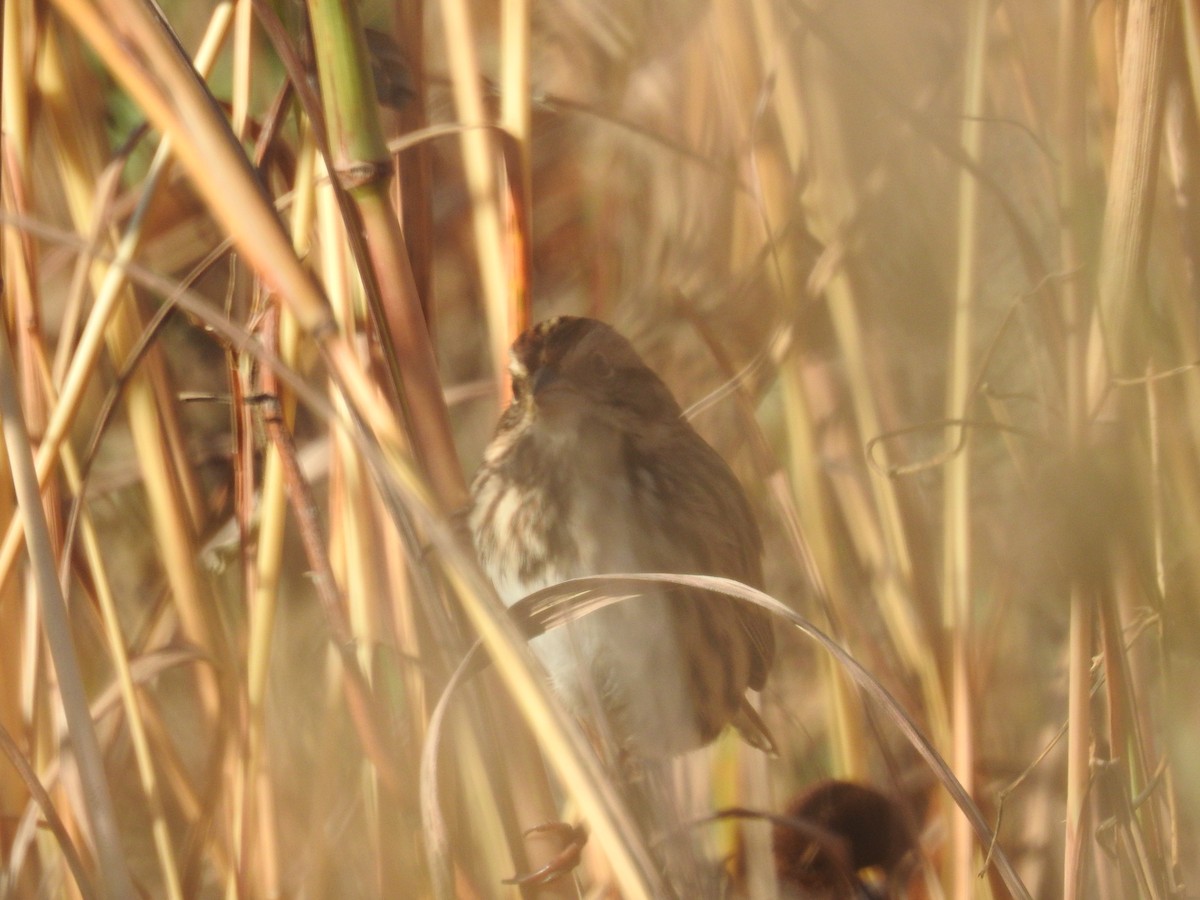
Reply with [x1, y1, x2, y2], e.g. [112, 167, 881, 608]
[470, 316, 774, 756]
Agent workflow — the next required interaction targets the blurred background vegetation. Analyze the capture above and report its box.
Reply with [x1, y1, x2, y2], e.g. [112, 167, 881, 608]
[0, 0, 1197, 897]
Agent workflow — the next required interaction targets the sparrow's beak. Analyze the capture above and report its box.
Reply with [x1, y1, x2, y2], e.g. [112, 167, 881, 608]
[530, 365, 564, 398]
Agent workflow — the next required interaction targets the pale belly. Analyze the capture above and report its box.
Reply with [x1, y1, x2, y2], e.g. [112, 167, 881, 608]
[488, 536, 707, 756]
[473, 433, 736, 755]
[502, 580, 704, 755]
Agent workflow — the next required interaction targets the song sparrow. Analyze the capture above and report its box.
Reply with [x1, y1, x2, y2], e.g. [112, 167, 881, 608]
[469, 316, 774, 757]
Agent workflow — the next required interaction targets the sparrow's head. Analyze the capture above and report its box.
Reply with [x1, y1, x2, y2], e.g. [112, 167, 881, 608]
[507, 317, 682, 427]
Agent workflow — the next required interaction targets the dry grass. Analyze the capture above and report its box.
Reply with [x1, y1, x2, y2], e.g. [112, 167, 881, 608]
[0, 0, 1197, 898]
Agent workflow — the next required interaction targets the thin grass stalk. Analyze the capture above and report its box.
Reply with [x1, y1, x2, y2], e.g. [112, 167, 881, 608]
[1092, 580, 1148, 898]
[235, 307, 297, 899]
[243, 396, 284, 899]
[39, 15, 221, 693]
[1058, 2, 1096, 893]
[146, 345, 209, 529]
[795, 302, 870, 779]
[17, 579, 49, 891]
[8, 118, 72, 885]
[944, 0, 989, 894]
[0, 108, 115, 592]
[315, 144, 385, 691]
[233, 135, 320, 900]
[0, 0, 31, 861]
[1165, 53, 1200, 321]
[499, 0, 530, 199]
[339, 415, 384, 681]
[744, 2, 868, 785]
[2, 1, 35, 412]
[266, 333, 403, 792]
[1159, 30, 1200, 771]
[391, 0, 434, 323]
[238, 116, 319, 816]
[47, 0, 331, 330]
[314, 139, 363, 618]
[779, 353, 867, 777]
[2, 0, 30, 181]
[0, 720, 96, 900]
[748, 0, 806, 172]
[1107, 561, 1166, 897]
[305, 0, 465, 511]
[1184, 0, 1200, 126]
[711, 736, 776, 897]
[49, 265, 239, 887]
[260, 98, 316, 890]
[1076, 0, 1174, 893]
[448, 698, 536, 894]
[1064, 575, 1094, 900]
[231, 0, 252, 138]
[0, 153, 123, 593]
[1127, 262, 1200, 899]
[439, 0, 513, 396]
[334, 447, 391, 885]
[12, 282, 56, 578]
[0, 325, 135, 899]
[317, 172, 400, 889]
[259, 769, 288, 895]
[1146, 382, 1192, 891]
[767, 2, 953, 756]
[826, 273, 952, 750]
[32, 47, 229, 883]
[31, 351, 184, 900]
[2, 19, 52, 778]
[54, 296, 232, 892]
[499, 0, 531, 343]
[1091, 0, 1176, 385]
[317, 132, 390, 887]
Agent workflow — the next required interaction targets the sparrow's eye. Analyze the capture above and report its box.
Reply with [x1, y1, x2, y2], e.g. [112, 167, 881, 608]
[590, 351, 615, 380]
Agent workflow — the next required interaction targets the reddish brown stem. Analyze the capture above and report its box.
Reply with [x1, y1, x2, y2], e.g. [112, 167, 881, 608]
[256, 303, 399, 791]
